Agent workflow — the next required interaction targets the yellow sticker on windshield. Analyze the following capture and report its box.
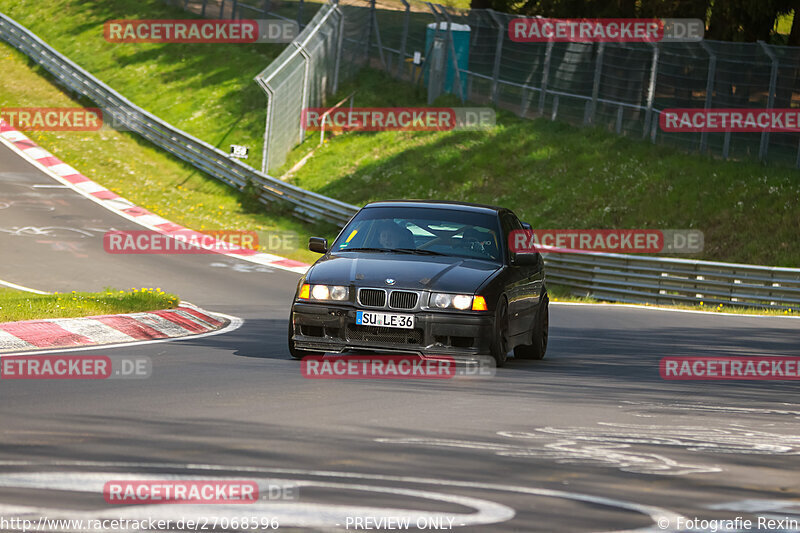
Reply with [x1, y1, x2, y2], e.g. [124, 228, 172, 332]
[345, 230, 358, 243]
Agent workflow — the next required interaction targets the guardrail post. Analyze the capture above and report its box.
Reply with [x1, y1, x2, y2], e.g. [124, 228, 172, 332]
[397, 0, 410, 78]
[586, 42, 604, 125]
[486, 9, 504, 106]
[699, 42, 716, 154]
[758, 41, 778, 163]
[643, 43, 659, 138]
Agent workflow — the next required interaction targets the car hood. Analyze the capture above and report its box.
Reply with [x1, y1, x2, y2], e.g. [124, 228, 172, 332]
[307, 253, 500, 293]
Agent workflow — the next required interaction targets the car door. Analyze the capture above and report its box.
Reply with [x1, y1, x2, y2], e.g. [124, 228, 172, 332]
[502, 211, 543, 339]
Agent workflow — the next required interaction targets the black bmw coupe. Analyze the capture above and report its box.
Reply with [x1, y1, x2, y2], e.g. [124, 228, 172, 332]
[288, 200, 548, 366]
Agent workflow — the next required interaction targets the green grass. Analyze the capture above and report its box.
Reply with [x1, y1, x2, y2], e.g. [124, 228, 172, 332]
[1, 0, 798, 269]
[0, 287, 178, 322]
[281, 69, 800, 266]
[2, 0, 278, 172]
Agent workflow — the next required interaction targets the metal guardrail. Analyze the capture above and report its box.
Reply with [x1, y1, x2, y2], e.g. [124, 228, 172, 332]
[0, 12, 359, 226]
[545, 252, 800, 310]
[2, 10, 798, 310]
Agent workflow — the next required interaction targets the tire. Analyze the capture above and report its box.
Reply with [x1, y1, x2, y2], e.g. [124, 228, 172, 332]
[514, 292, 549, 360]
[489, 297, 509, 367]
[288, 317, 323, 360]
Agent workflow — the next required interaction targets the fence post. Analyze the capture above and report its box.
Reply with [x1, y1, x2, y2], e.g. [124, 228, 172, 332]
[796, 138, 800, 169]
[371, 0, 388, 70]
[587, 42, 604, 125]
[486, 9, 504, 106]
[297, 43, 311, 144]
[397, 0, 410, 78]
[201, 0, 207, 17]
[260, 86, 275, 174]
[332, 6, 344, 93]
[438, 6, 465, 102]
[758, 41, 778, 163]
[262, 0, 270, 17]
[297, 0, 304, 28]
[699, 42, 716, 153]
[365, 0, 376, 65]
[232, 0, 238, 19]
[643, 43, 659, 138]
[615, 105, 623, 134]
[538, 40, 553, 115]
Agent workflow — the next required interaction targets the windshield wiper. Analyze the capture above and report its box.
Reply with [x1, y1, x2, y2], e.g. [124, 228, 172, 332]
[345, 247, 393, 253]
[391, 248, 447, 256]
[344, 247, 446, 256]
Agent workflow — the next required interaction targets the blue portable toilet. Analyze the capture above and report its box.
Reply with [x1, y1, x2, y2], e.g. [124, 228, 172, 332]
[424, 22, 471, 97]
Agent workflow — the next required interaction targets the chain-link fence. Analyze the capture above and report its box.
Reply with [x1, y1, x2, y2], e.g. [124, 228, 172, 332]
[165, 0, 800, 171]
[363, 1, 800, 168]
[163, 0, 319, 28]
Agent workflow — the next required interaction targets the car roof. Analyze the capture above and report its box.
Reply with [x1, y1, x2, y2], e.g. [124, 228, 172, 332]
[363, 200, 503, 215]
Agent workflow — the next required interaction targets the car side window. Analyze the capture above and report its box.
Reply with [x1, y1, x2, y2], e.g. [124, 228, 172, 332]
[499, 213, 518, 262]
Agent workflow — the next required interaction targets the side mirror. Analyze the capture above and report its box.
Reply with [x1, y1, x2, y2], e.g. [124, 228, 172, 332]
[511, 251, 540, 266]
[308, 237, 328, 254]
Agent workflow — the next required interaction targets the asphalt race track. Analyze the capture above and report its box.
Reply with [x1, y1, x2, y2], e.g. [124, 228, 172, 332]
[1, 139, 799, 532]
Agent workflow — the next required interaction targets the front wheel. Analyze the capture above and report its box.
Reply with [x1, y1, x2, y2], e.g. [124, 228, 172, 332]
[489, 297, 509, 367]
[514, 293, 549, 360]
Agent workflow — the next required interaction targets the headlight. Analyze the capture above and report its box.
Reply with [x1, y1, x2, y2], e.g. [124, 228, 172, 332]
[299, 284, 349, 301]
[452, 294, 472, 310]
[431, 292, 473, 310]
[311, 284, 329, 300]
[330, 286, 348, 301]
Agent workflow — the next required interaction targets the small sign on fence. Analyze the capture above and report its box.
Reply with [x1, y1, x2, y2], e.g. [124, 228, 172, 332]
[230, 144, 249, 159]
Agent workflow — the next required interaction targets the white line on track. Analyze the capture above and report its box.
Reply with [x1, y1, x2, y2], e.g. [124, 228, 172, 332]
[0, 460, 685, 532]
[0, 278, 50, 294]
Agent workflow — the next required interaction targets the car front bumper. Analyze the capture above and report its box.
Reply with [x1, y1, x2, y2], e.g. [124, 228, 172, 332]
[290, 302, 494, 356]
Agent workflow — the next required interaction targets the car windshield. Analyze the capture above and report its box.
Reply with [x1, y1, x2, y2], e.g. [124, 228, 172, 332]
[331, 206, 502, 262]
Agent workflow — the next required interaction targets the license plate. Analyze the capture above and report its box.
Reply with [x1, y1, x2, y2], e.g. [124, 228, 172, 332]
[356, 311, 414, 329]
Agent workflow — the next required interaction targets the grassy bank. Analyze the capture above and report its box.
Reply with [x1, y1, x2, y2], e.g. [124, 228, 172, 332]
[3, 0, 799, 266]
[0, 287, 178, 322]
[282, 69, 800, 266]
